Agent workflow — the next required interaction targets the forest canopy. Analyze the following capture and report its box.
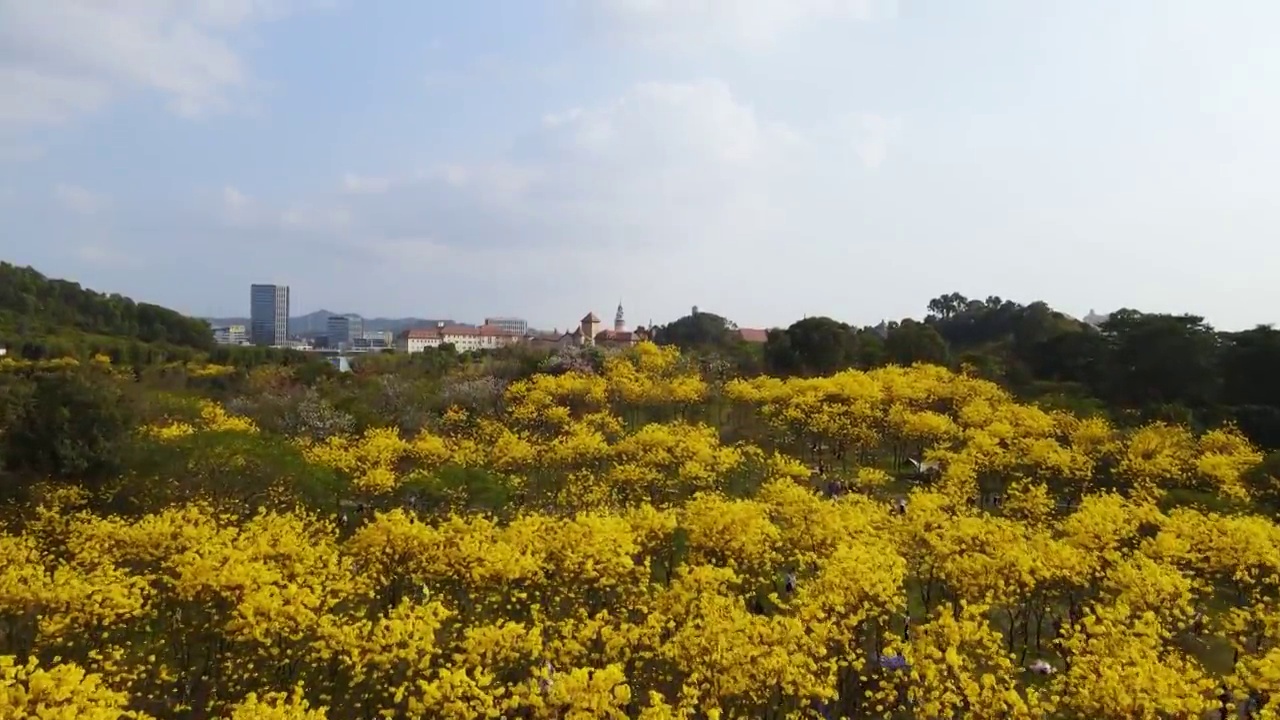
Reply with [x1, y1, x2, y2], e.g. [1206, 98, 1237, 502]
[0, 262, 214, 353]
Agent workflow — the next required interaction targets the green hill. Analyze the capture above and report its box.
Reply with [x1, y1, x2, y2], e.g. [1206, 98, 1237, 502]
[0, 262, 214, 358]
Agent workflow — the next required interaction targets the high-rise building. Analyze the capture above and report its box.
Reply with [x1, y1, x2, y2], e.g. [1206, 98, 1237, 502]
[249, 284, 290, 346]
[344, 314, 363, 341]
[485, 317, 528, 336]
[326, 315, 350, 348]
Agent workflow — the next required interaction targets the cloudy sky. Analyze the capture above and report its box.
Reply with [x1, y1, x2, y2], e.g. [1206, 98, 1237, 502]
[2, 1, 1279, 331]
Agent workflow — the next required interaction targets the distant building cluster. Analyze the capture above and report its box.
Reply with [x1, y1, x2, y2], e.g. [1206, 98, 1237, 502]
[396, 303, 650, 354]
[208, 285, 771, 357]
[326, 314, 362, 347]
[398, 322, 524, 353]
[313, 329, 393, 351]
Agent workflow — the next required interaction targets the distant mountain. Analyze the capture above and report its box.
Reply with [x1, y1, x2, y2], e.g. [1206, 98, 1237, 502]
[203, 310, 457, 337]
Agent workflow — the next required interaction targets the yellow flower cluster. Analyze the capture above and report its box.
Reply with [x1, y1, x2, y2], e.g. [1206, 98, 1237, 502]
[2, 486, 1277, 719]
[294, 351, 782, 507]
[726, 366, 1263, 503]
[0, 357, 86, 374]
[185, 361, 238, 378]
[3, 344, 1276, 719]
[143, 399, 260, 440]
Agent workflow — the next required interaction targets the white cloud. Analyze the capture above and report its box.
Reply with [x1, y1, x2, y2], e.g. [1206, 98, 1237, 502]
[0, 138, 43, 162]
[224, 185, 251, 209]
[280, 204, 352, 233]
[0, 67, 111, 125]
[219, 184, 261, 227]
[54, 183, 108, 214]
[577, 0, 895, 50]
[0, 0, 322, 130]
[194, 78, 896, 324]
[368, 237, 451, 265]
[542, 108, 583, 128]
[218, 183, 354, 236]
[75, 242, 137, 267]
[538, 80, 779, 165]
[241, 80, 892, 252]
[849, 113, 901, 170]
[418, 163, 542, 204]
[342, 173, 392, 195]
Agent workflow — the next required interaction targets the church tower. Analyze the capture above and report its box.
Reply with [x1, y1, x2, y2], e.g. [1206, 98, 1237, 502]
[614, 300, 625, 332]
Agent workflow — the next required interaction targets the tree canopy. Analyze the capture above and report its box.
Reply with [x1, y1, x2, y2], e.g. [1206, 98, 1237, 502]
[4, 263, 1280, 450]
[0, 262, 215, 354]
[752, 293, 1280, 449]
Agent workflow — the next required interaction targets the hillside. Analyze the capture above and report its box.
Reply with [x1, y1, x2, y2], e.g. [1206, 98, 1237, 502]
[0, 262, 214, 353]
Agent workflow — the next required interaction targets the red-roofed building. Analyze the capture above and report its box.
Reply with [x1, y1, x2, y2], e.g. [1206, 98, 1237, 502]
[546, 302, 655, 348]
[738, 328, 769, 344]
[396, 321, 522, 353]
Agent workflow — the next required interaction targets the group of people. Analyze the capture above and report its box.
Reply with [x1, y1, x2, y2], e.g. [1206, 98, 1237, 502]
[336, 493, 424, 528]
[814, 463, 910, 516]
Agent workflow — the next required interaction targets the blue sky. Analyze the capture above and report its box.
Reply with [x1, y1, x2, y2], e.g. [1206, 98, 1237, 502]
[2, 1, 1278, 331]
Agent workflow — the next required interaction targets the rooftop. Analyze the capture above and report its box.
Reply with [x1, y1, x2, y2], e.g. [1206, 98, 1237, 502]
[403, 324, 520, 339]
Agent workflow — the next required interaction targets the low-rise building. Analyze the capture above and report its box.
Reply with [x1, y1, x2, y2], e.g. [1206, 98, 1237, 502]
[523, 330, 564, 348]
[484, 316, 528, 336]
[396, 322, 522, 353]
[351, 336, 390, 351]
[211, 324, 248, 345]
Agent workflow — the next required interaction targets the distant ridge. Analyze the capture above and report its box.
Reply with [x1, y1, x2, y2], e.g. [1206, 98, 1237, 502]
[203, 310, 457, 336]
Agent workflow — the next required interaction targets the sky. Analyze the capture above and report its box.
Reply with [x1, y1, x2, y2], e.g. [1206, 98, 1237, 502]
[2, 0, 1279, 332]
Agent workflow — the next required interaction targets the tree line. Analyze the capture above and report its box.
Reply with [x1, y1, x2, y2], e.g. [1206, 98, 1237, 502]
[0, 262, 215, 354]
[4, 258, 1278, 452]
[650, 295, 1280, 450]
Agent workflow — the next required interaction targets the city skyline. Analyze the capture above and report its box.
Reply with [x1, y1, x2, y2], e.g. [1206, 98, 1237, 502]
[207, 295, 634, 332]
[212, 288, 667, 336]
[3, 3, 1279, 332]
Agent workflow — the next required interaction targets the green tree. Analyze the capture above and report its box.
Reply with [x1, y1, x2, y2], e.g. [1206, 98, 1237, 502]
[764, 317, 859, 376]
[884, 319, 949, 366]
[926, 292, 970, 319]
[1218, 325, 1280, 449]
[1098, 310, 1221, 409]
[653, 311, 740, 351]
[0, 363, 133, 489]
[0, 261, 214, 352]
[1243, 452, 1280, 517]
